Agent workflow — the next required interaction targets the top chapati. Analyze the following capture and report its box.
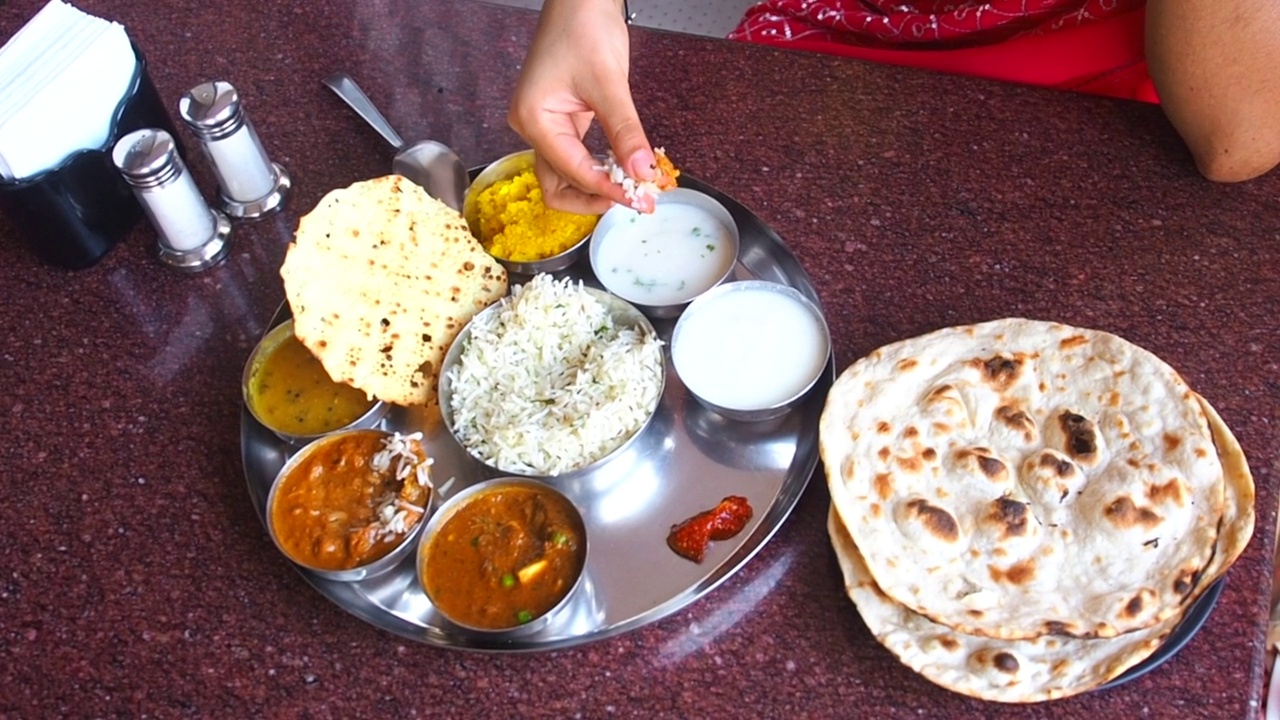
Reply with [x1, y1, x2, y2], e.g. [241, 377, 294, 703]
[825, 390, 1253, 702]
[819, 318, 1231, 640]
[280, 175, 508, 407]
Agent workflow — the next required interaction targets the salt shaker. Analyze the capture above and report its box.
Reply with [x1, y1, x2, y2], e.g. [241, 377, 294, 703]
[112, 128, 231, 272]
[178, 81, 290, 219]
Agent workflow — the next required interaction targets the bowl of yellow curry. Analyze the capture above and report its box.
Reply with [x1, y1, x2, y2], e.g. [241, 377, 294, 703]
[243, 319, 388, 445]
[463, 150, 599, 276]
[417, 477, 588, 636]
[267, 429, 437, 582]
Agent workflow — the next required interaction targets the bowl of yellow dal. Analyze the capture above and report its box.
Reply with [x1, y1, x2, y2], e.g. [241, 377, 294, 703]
[242, 318, 388, 445]
[463, 150, 599, 276]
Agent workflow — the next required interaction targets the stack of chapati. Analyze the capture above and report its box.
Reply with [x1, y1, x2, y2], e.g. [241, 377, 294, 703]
[818, 319, 1254, 702]
[280, 175, 508, 407]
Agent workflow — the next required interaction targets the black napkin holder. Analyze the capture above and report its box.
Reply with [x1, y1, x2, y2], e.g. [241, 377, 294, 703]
[0, 45, 182, 270]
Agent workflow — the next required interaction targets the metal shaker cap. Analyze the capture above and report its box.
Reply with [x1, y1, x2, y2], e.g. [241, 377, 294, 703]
[178, 81, 244, 140]
[112, 128, 181, 188]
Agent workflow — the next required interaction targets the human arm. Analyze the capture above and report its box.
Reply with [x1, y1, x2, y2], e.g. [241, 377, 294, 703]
[507, 0, 657, 213]
[1146, 0, 1280, 182]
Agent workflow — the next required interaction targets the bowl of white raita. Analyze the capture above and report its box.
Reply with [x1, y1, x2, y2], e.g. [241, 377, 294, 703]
[671, 280, 830, 422]
[588, 188, 739, 319]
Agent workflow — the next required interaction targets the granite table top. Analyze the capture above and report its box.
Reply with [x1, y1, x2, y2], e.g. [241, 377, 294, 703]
[0, 0, 1276, 717]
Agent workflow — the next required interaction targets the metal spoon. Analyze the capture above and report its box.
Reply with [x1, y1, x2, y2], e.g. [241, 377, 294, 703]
[322, 72, 468, 211]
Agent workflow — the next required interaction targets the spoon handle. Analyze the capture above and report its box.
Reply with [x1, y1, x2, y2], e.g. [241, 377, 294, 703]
[322, 72, 405, 150]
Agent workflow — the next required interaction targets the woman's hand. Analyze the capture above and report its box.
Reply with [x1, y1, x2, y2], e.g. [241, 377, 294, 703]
[508, 0, 657, 214]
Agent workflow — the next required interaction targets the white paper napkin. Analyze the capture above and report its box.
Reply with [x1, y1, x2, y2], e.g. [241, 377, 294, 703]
[0, 0, 136, 181]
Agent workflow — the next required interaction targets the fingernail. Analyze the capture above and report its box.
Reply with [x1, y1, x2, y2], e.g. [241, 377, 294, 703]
[627, 149, 656, 180]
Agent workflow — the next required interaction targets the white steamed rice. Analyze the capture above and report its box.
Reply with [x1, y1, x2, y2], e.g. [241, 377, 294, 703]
[445, 274, 664, 476]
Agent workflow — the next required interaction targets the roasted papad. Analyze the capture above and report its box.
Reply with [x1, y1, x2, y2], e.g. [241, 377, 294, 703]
[280, 175, 508, 407]
[819, 319, 1245, 640]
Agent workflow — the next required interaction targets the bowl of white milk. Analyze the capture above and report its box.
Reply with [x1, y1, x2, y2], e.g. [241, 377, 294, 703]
[671, 280, 830, 421]
[589, 188, 739, 319]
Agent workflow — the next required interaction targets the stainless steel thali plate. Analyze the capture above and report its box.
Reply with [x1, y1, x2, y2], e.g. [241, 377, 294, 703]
[240, 173, 835, 651]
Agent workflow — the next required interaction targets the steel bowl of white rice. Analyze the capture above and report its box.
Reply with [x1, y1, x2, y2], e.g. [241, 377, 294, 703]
[439, 273, 666, 478]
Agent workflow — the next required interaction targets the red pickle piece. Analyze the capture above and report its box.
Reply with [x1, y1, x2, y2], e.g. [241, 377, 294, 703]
[666, 496, 754, 563]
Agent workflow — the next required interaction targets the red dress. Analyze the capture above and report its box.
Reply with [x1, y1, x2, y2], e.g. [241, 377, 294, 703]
[728, 0, 1156, 103]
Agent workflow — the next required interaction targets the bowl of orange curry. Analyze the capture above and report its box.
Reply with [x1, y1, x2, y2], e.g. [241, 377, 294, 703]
[243, 319, 388, 446]
[267, 429, 436, 582]
[417, 477, 588, 635]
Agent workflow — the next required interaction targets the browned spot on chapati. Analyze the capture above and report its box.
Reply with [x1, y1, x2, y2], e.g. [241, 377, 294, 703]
[993, 652, 1020, 674]
[1103, 496, 1163, 530]
[874, 473, 894, 501]
[989, 559, 1036, 586]
[906, 499, 960, 543]
[1058, 411, 1099, 462]
[1147, 478, 1188, 507]
[984, 497, 1030, 539]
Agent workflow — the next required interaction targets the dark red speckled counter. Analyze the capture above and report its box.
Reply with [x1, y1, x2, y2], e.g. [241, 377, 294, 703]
[1, 0, 1276, 717]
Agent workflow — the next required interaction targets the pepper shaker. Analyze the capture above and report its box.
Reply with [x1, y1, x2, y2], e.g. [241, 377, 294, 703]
[112, 128, 232, 272]
[178, 81, 290, 219]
